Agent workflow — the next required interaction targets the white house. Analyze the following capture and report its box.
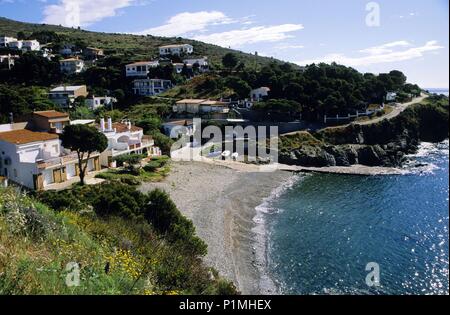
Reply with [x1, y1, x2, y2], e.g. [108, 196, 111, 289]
[0, 128, 101, 190]
[85, 96, 117, 110]
[8, 40, 23, 50]
[159, 44, 193, 56]
[125, 61, 159, 77]
[0, 36, 17, 47]
[183, 57, 209, 72]
[173, 63, 192, 74]
[250, 87, 271, 101]
[22, 40, 40, 51]
[173, 99, 230, 115]
[132, 79, 172, 96]
[60, 58, 85, 74]
[386, 92, 397, 102]
[97, 118, 161, 167]
[48, 85, 88, 108]
[162, 119, 195, 139]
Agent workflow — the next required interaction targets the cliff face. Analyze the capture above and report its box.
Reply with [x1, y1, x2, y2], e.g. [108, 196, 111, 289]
[279, 99, 449, 167]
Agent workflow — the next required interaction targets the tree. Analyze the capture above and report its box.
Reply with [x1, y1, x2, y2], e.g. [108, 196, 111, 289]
[60, 125, 108, 185]
[222, 53, 239, 72]
[114, 154, 145, 175]
[224, 76, 251, 99]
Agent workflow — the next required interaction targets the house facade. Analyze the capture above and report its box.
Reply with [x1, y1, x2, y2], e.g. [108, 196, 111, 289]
[162, 119, 195, 139]
[183, 57, 209, 72]
[60, 58, 85, 74]
[132, 79, 172, 96]
[386, 92, 397, 102]
[125, 61, 159, 77]
[174, 99, 230, 115]
[250, 87, 271, 101]
[0, 36, 17, 47]
[22, 40, 40, 51]
[48, 85, 88, 108]
[85, 96, 117, 110]
[84, 47, 104, 60]
[159, 44, 193, 56]
[0, 128, 100, 190]
[97, 118, 161, 167]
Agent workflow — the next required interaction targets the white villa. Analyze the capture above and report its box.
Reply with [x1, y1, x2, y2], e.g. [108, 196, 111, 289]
[85, 96, 117, 110]
[48, 85, 88, 108]
[22, 40, 40, 51]
[132, 79, 172, 96]
[60, 58, 85, 74]
[173, 99, 230, 115]
[173, 63, 192, 74]
[250, 87, 271, 101]
[159, 44, 193, 56]
[0, 111, 101, 190]
[0, 36, 17, 47]
[8, 40, 23, 50]
[386, 92, 397, 102]
[97, 118, 161, 167]
[0, 112, 161, 190]
[162, 119, 195, 139]
[125, 61, 159, 77]
[183, 57, 209, 72]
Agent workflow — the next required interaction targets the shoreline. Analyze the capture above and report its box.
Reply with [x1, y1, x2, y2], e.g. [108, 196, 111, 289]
[139, 161, 292, 294]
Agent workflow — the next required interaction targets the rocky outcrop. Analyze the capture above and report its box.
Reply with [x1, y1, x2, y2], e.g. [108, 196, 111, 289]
[279, 100, 448, 168]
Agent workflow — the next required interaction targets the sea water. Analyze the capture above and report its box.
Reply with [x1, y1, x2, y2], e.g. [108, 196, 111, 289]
[258, 140, 449, 295]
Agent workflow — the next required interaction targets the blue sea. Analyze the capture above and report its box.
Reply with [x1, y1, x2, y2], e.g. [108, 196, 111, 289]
[256, 140, 449, 295]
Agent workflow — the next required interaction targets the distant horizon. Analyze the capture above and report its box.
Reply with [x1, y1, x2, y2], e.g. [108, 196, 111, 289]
[1, 0, 448, 88]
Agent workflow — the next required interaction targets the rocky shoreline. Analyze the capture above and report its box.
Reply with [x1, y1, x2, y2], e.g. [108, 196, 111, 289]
[279, 100, 448, 168]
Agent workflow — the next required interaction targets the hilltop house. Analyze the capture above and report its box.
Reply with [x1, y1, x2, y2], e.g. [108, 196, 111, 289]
[22, 40, 40, 51]
[83, 47, 104, 60]
[0, 129, 101, 190]
[125, 61, 159, 77]
[8, 40, 23, 50]
[183, 57, 209, 72]
[173, 99, 230, 118]
[386, 92, 397, 102]
[97, 117, 161, 167]
[159, 44, 193, 56]
[85, 96, 117, 110]
[60, 58, 85, 74]
[0, 36, 17, 47]
[250, 87, 270, 101]
[48, 85, 88, 108]
[132, 79, 172, 96]
[32, 111, 70, 134]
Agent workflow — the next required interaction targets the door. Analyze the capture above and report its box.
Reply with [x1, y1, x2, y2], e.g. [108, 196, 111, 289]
[42, 169, 54, 186]
[87, 159, 95, 172]
[66, 163, 76, 179]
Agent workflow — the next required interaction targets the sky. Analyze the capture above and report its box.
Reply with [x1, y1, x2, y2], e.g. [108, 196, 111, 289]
[1, 0, 449, 88]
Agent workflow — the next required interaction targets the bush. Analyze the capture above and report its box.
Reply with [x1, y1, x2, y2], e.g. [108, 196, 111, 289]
[144, 189, 207, 257]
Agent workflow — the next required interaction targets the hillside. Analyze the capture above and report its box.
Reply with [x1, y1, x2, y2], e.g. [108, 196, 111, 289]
[0, 17, 291, 69]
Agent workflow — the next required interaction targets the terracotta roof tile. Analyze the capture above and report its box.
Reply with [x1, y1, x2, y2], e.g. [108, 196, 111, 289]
[0, 129, 59, 144]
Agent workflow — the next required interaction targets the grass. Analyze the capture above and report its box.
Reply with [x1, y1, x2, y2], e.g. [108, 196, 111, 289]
[0, 184, 237, 295]
[95, 156, 171, 185]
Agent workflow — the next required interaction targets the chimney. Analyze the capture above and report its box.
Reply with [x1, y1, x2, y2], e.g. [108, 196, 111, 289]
[100, 117, 105, 131]
[107, 117, 112, 131]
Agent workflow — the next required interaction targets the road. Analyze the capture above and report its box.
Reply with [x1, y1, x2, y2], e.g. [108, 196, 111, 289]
[355, 93, 427, 126]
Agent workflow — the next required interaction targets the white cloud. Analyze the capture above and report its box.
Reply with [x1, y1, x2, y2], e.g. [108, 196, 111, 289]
[136, 11, 234, 37]
[296, 40, 444, 67]
[193, 24, 304, 48]
[42, 0, 137, 27]
[359, 40, 412, 55]
[276, 44, 305, 50]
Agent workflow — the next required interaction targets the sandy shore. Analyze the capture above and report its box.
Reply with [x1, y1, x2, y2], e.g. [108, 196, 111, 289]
[140, 161, 292, 294]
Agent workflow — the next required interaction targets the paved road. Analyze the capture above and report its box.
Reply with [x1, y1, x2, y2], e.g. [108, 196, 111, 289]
[355, 94, 427, 126]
